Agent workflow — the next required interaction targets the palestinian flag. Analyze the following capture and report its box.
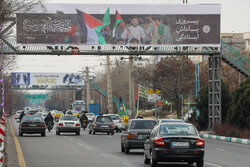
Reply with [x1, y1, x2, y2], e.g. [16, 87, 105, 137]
[112, 10, 123, 39]
[76, 9, 106, 44]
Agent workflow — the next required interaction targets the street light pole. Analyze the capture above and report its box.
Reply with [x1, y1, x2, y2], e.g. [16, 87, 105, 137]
[129, 55, 135, 118]
[85, 67, 91, 111]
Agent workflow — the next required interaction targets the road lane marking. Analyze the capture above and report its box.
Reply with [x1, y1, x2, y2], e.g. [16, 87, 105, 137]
[9, 118, 27, 167]
[101, 153, 112, 158]
[215, 148, 225, 151]
[205, 162, 223, 167]
[78, 143, 83, 146]
[122, 162, 135, 167]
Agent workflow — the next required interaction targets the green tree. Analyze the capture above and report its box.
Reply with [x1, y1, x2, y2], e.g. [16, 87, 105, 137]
[227, 79, 250, 129]
[197, 82, 232, 130]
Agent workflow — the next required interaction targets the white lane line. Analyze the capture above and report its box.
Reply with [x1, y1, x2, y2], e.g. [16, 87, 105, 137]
[122, 162, 135, 167]
[85, 146, 94, 150]
[78, 143, 83, 146]
[101, 153, 112, 158]
[215, 148, 225, 151]
[205, 162, 223, 167]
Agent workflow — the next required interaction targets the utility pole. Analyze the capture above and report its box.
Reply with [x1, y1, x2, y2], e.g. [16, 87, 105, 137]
[129, 55, 135, 118]
[85, 67, 91, 111]
[106, 55, 113, 114]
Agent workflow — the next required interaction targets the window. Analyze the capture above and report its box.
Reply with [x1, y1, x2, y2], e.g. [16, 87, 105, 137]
[61, 116, 77, 121]
[96, 116, 112, 122]
[130, 120, 157, 129]
[159, 124, 197, 136]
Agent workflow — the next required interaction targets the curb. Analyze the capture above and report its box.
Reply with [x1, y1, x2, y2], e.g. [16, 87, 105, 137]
[200, 134, 250, 145]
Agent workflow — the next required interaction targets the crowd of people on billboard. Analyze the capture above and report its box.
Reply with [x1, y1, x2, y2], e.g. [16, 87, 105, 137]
[100, 16, 173, 45]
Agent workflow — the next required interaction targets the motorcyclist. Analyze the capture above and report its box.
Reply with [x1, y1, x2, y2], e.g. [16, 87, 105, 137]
[45, 112, 54, 131]
[80, 111, 88, 130]
[19, 111, 25, 121]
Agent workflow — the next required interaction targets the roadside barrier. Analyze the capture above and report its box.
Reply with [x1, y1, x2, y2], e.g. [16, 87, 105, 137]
[200, 133, 250, 145]
[0, 114, 6, 167]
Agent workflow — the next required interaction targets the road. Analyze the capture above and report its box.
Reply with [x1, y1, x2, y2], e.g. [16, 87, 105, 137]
[10, 117, 250, 167]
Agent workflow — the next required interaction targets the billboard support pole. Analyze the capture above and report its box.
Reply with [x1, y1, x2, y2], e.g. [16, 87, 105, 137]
[106, 55, 113, 114]
[208, 54, 221, 130]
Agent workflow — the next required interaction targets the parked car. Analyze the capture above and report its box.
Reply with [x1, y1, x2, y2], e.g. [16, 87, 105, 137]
[15, 110, 23, 120]
[121, 119, 157, 154]
[56, 115, 81, 135]
[88, 115, 115, 135]
[158, 119, 185, 124]
[19, 115, 46, 137]
[103, 114, 123, 132]
[26, 110, 39, 115]
[86, 113, 95, 122]
[144, 123, 205, 167]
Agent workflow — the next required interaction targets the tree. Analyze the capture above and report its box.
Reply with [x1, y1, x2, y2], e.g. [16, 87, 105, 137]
[152, 56, 196, 118]
[197, 82, 232, 130]
[227, 79, 250, 129]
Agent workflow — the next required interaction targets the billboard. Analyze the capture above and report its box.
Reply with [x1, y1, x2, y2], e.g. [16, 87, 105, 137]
[16, 4, 221, 46]
[12, 72, 85, 86]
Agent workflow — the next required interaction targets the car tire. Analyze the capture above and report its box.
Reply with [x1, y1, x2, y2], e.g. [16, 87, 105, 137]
[150, 152, 157, 167]
[19, 131, 23, 137]
[107, 132, 110, 135]
[125, 146, 130, 154]
[111, 132, 114, 135]
[116, 129, 119, 133]
[144, 150, 150, 164]
[41, 132, 46, 137]
[188, 162, 194, 166]
[93, 130, 95, 135]
[76, 131, 80, 136]
[121, 143, 125, 152]
[56, 131, 59, 135]
[89, 130, 92, 134]
[119, 129, 122, 133]
[58, 131, 60, 135]
[196, 159, 204, 167]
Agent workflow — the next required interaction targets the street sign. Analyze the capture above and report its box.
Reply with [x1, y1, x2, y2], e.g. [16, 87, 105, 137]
[157, 101, 163, 106]
[147, 89, 160, 94]
[25, 94, 48, 99]
[148, 94, 161, 102]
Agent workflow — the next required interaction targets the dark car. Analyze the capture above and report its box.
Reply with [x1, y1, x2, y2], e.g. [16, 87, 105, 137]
[144, 123, 205, 167]
[88, 116, 115, 135]
[19, 115, 46, 137]
[27, 110, 39, 115]
[121, 119, 157, 154]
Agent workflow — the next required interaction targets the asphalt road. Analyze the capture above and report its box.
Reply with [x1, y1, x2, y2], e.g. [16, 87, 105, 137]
[10, 117, 250, 167]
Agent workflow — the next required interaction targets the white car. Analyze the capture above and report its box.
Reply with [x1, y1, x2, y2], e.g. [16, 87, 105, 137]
[86, 113, 95, 122]
[158, 119, 185, 124]
[103, 114, 123, 132]
[15, 110, 23, 120]
[56, 115, 81, 136]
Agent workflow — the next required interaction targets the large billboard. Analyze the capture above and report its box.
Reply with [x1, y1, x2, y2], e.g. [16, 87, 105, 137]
[16, 4, 221, 45]
[11, 72, 85, 86]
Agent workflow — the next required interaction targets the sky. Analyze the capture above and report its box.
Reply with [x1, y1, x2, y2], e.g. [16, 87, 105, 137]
[13, 0, 250, 74]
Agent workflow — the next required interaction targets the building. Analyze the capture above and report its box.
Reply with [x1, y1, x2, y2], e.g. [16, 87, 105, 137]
[243, 32, 250, 51]
[221, 33, 245, 51]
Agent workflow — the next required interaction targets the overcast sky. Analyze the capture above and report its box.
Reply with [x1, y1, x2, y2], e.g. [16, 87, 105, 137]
[14, 0, 250, 74]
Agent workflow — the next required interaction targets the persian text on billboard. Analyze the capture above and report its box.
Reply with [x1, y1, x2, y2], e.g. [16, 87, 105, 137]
[16, 4, 221, 45]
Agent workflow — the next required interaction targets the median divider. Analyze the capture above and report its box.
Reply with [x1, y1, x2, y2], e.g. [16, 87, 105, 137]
[0, 114, 6, 167]
[200, 133, 250, 145]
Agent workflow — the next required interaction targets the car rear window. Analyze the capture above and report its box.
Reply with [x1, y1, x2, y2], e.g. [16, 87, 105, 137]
[159, 124, 197, 136]
[161, 119, 184, 123]
[86, 113, 94, 116]
[28, 110, 39, 114]
[96, 116, 112, 122]
[109, 115, 120, 120]
[22, 116, 43, 122]
[61, 116, 77, 121]
[130, 120, 156, 129]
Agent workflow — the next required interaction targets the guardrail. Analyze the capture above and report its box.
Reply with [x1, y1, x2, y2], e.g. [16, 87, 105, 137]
[200, 133, 250, 145]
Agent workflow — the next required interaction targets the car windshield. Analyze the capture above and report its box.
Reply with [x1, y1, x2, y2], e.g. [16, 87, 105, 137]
[130, 120, 157, 129]
[56, 111, 63, 114]
[86, 113, 94, 116]
[109, 115, 120, 120]
[61, 116, 77, 121]
[17, 111, 22, 114]
[159, 124, 197, 136]
[22, 116, 43, 122]
[161, 119, 184, 123]
[96, 116, 112, 122]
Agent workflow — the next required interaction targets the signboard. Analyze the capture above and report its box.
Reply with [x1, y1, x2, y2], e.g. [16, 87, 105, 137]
[25, 94, 48, 99]
[17, 4, 220, 45]
[148, 94, 161, 102]
[12, 72, 85, 86]
[147, 89, 160, 94]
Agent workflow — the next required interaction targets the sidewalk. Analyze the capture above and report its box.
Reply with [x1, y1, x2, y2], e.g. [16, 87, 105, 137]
[4, 117, 19, 167]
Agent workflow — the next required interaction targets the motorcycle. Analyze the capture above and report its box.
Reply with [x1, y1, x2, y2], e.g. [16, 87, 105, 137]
[82, 120, 88, 130]
[47, 121, 53, 132]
